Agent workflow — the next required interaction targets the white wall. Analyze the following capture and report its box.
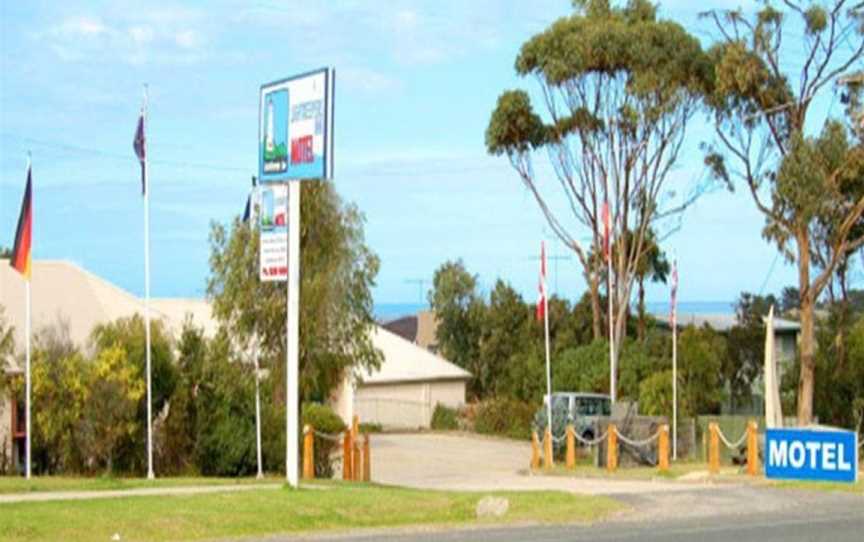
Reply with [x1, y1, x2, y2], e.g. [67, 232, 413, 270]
[0, 392, 12, 469]
[354, 380, 466, 429]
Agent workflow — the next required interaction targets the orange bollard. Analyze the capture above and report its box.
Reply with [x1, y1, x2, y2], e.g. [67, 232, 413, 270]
[746, 420, 758, 476]
[565, 425, 576, 469]
[303, 425, 315, 480]
[362, 433, 371, 482]
[543, 428, 554, 470]
[658, 424, 670, 472]
[530, 431, 541, 470]
[353, 441, 362, 482]
[607, 424, 618, 472]
[342, 431, 353, 481]
[709, 422, 720, 475]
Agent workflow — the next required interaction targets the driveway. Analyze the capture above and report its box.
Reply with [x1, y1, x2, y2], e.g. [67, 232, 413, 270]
[370, 432, 705, 495]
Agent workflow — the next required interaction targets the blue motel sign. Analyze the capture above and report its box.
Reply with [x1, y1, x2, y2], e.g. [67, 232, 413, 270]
[765, 428, 859, 483]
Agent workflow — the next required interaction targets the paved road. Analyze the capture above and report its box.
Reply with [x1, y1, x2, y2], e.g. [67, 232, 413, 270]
[371, 432, 709, 495]
[266, 486, 864, 542]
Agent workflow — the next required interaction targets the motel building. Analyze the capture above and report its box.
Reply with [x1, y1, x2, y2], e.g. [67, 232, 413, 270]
[0, 259, 469, 473]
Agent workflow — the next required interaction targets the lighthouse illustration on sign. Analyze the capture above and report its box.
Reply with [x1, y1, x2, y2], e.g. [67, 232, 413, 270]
[265, 97, 275, 153]
[261, 89, 289, 174]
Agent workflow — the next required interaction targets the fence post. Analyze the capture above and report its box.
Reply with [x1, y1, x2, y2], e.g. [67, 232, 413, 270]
[303, 425, 315, 480]
[530, 431, 541, 470]
[746, 419, 758, 476]
[565, 425, 576, 469]
[543, 428, 554, 470]
[658, 424, 670, 472]
[362, 433, 371, 482]
[342, 431, 352, 481]
[607, 424, 618, 472]
[709, 422, 720, 475]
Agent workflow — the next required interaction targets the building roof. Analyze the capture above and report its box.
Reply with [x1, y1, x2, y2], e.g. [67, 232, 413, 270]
[382, 315, 418, 342]
[1, 259, 469, 386]
[358, 326, 471, 385]
[653, 312, 801, 333]
[0, 260, 216, 356]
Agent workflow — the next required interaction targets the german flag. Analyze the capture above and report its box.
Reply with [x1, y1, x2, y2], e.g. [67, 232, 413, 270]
[9, 164, 32, 280]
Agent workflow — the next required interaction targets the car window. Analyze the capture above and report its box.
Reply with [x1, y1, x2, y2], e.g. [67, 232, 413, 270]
[551, 396, 568, 410]
[601, 399, 611, 416]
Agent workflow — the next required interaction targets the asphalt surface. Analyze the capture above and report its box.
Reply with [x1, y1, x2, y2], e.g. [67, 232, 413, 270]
[266, 485, 864, 542]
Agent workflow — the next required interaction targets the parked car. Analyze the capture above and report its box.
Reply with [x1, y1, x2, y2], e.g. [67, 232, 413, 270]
[533, 392, 612, 444]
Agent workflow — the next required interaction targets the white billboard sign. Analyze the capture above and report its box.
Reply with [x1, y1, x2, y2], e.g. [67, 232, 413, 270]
[259, 184, 288, 282]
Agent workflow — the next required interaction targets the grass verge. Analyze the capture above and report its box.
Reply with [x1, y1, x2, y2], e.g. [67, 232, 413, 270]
[772, 479, 863, 494]
[0, 476, 279, 495]
[0, 483, 622, 542]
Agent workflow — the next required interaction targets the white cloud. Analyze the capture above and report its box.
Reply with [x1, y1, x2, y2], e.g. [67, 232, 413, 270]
[174, 30, 200, 49]
[129, 25, 154, 44]
[340, 67, 401, 93]
[56, 16, 108, 37]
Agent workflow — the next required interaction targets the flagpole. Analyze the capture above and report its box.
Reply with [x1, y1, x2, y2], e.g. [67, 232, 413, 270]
[542, 243, 552, 434]
[672, 265, 678, 461]
[606, 202, 615, 404]
[25, 264, 31, 480]
[142, 84, 154, 480]
[254, 330, 263, 479]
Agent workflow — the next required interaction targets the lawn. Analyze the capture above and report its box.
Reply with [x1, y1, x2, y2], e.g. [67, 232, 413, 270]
[542, 457, 749, 482]
[0, 475, 279, 495]
[0, 483, 622, 542]
[773, 478, 864, 494]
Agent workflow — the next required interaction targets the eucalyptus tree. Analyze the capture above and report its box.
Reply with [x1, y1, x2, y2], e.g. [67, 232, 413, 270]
[486, 0, 712, 399]
[703, 0, 864, 423]
[207, 181, 381, 403]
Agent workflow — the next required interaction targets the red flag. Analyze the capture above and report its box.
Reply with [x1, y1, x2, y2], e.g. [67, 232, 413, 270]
[10, 164, 33, 280]
[601, 202, 611, 263]
[536, 241, 547, 322]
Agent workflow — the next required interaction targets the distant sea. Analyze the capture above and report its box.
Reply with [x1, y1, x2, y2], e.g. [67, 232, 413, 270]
[373, 300, 735, 323]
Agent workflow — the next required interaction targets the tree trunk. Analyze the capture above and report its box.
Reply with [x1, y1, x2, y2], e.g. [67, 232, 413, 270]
[796, 228, 815, 425]
[589, 274, 603, 340]
[637, 276, 646, 342]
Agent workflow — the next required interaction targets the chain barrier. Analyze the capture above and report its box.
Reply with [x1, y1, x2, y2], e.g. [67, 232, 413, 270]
[613, 426, 661, 448]
[573, 430, 609, 447]
[716, 426, 748, 450]
[313, 430, 343, 442]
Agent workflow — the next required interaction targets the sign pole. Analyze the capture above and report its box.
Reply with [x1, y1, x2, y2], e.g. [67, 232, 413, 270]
[285, 181, 301, 487]
[143, 84, 154, 480]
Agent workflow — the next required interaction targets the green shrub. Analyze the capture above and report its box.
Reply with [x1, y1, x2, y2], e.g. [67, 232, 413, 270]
[474, 397, 535, 440]
[302, 402, 347, 478]
[430, 403, 459, 430]
[359, 422, 383, 433]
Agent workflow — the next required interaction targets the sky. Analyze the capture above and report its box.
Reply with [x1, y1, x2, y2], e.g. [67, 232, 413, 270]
[0, 0, 848, 309]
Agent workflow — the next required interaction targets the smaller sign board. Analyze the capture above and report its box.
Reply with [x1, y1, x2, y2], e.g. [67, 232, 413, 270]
[765, 428, 858, 483]
[259, 184, 288, 282]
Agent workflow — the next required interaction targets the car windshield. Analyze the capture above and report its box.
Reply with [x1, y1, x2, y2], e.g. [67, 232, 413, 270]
[575, 397, 611, 416]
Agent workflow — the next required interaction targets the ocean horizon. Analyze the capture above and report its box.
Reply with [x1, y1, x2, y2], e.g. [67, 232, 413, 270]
[374, 300, 736, 322]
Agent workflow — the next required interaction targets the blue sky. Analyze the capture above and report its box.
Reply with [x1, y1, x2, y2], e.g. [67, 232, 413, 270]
[1, 0, 837, 307]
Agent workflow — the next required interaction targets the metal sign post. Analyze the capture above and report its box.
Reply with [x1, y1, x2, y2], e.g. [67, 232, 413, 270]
[258, 68, 334, 487]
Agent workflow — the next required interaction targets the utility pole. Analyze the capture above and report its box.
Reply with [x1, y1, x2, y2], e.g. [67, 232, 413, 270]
[528, 248, 572, 296]
[404, 278, 429, 304]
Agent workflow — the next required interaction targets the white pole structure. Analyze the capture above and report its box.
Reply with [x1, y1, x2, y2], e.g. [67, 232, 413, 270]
[671, 260, 678, 461]
[25, 265, 31, 480]
[541, 242, 553, 433]
[285, 181, 300, 487]
[605, 198, 616, 404]
[142, 85, 154, 480]
[253, 332, 263, 479]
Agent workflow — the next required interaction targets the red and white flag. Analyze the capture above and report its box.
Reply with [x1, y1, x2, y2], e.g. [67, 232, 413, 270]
[536, 241, 547, 322]
[670, 260, 678, 328]
[601, 202, 611, 262]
